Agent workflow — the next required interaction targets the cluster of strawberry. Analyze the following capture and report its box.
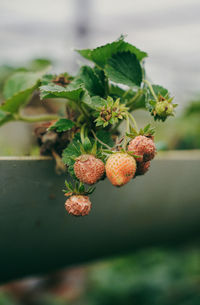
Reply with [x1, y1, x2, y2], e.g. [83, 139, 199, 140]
[65, 135, 156, 216]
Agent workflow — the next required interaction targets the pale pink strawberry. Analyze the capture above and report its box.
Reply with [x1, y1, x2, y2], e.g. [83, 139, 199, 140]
[74, 154, 105, 185]
[128, 135, 156, 162]
[105, 152, 136, 186]
[65, 195, 91, 216]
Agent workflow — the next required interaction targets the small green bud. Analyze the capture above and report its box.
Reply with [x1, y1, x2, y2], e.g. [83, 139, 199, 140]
[155, 100, 174, 118]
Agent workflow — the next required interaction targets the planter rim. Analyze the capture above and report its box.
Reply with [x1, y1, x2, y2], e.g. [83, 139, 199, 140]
[0, 150, 200, 161]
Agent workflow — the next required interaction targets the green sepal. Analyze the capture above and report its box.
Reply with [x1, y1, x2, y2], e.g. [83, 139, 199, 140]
[64, 180, 95, 196]
[82, 136, 93, 152]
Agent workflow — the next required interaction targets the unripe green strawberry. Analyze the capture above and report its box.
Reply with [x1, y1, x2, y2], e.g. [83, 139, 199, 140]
[128, 135, 156, 162]
[105, 152, 136, 186]
[65, 195, 91, 216]
[155, 100, 174, 117]
[74, 154, 105, 185]
[136, 161, 150, 176]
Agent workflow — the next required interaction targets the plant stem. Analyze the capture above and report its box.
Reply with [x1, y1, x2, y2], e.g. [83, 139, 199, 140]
[80, 123, 86, 144]
[126, 89, 142, 106]
[143, 79, 158, 102]
[16, 114, 59, 123]
[91, 130, 112, 150]
[123, 114, 130, 150]
[128, 113, 139, 132]
[104, 75, 109, 97]
[123, 88, 132, 99]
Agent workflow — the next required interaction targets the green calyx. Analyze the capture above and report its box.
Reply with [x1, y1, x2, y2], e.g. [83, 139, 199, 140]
[144, 81, 177, 122]
[94, 97, 128, 127]
[64, 180, 95, 197]
[126, 123, 155, 140]
[155, 98, 175, 118]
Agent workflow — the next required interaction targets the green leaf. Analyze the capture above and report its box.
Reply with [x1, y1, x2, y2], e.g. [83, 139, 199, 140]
[109, 85, 128, 99]
[88, 96, 106, 110]
[105, 52, 142, 87]
[40, 83, 83, 102]
[48, 118, 75, 132]
[0, 65, 15, 91]
[27, 58, 52, 72]
[72, 66, 106, 98]
[62, 133, 81, 177]
[0, 110, 13, 126]
[152, 85, 169, 99]
[0, 87, 37, 114]
[3, 71, 41, 100]
[76, 35, 147, 68]
[0, 71, 43, 114]
[41, 74, 55, 86]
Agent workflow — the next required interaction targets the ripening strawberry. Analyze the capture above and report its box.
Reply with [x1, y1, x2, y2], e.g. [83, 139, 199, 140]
[155, 100, 174, 118]
[128, 135, 156, 162]
[74, 154, 105, 185]
[65, 195, 91, 216]
[105, 152, 136, 186]
[136, 161, 150, 176]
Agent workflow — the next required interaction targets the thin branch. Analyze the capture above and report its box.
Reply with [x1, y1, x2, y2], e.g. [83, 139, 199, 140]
[16, 114, 59, 123]
[91, 130, 112, 150]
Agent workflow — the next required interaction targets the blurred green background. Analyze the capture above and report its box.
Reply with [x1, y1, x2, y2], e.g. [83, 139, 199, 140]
[0, 247, 200, 305]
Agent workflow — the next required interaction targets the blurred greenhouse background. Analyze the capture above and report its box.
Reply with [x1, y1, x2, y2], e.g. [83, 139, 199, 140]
[0, 0, 200, 304]
[1, 0, 200, 105]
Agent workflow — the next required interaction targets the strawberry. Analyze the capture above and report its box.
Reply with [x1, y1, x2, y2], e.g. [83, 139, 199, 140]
[136, 161, 150, 176]
[105, 152, 136, 186]
[65, 195, 91, 216]
[128, 135, 156, 162]
[74, 154, 105, 185]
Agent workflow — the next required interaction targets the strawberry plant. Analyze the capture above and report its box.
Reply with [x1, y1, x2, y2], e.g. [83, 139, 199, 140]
[0, 35, 177, 216]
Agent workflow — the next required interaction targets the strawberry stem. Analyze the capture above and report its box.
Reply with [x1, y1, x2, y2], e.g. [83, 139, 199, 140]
[123, 88, 132, 99]
[143, 79, 158, 102]
[80, 123, 86, 144]
[91, 130, 112, 150]
[15, 114, 60, 123]
[123, 113, 130, 149]
[128, 113, 139, 133]
[126, 89, 142, 106]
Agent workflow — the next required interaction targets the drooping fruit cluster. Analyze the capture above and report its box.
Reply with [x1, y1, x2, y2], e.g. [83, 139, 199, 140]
[63, 129, 158, 216]
[64, 133, 157, 216]
[0, 36, 176, 218]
